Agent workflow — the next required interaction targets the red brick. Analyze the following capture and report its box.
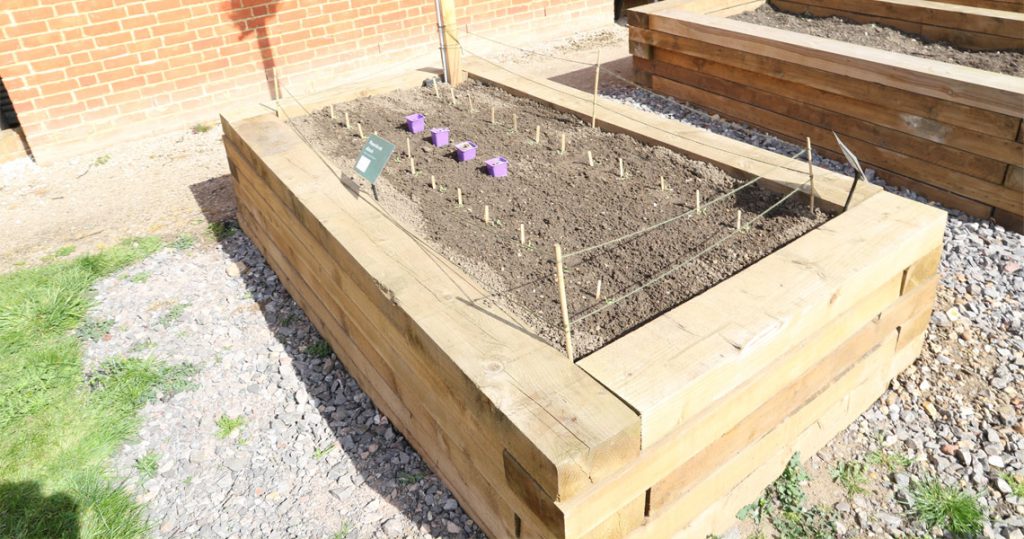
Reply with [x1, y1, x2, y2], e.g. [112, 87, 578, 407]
[15, 44, 55, 62]
[88, 6, 127, 24]
[7, 20, 47, 39]
[12, 5, 55, 24]
[83, 21, 121, 37]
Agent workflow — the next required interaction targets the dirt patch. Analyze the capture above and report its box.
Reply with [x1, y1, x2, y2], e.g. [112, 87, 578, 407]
[733, 3, 1024, 76]
[288, 80, 829, 358]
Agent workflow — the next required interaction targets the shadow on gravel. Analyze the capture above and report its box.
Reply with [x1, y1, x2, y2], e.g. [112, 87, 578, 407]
[191, 176, 481, 536]
[0, 481, 80, 538]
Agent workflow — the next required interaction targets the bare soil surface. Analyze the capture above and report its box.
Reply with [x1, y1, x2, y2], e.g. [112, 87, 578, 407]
[734, 3, 1024, 76]
[288, 80, 829, 357]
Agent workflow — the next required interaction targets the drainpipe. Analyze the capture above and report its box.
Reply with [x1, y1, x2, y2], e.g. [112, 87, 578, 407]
[434, 0, 451, 84]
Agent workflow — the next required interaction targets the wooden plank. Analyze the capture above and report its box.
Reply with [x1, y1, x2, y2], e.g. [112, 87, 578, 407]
[647, 53, 1009, 180]
[579, 191, 946, 447]
[464, 58, 880, 211]
[647, 277, 937, 512]
[647, 10, 1024, 117]
[656, 329, 928, 539]
[223, 114, 642, 504]
[771, 0, 1024, 47]
[650, 73, 1024, 215]
[637, 48, 1024, 167]
[930, 0, 1024, 12]
[628, 26, 1020, 138]
[553, 259, 929, 537]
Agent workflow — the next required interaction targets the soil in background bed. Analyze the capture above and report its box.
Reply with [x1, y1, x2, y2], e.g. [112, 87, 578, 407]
[289, 80, 831, 358]
[733, 3, 1024, 76]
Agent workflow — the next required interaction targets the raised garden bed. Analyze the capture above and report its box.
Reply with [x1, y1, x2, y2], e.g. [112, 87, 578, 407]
[630, 0, 1024, 229]
[221, 61, 945, 538]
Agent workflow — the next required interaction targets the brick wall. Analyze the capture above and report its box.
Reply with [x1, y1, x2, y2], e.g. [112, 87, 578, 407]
[1, 0, 610, 162]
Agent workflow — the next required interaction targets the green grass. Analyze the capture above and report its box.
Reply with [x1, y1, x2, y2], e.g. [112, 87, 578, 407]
[191, 123, 211, 134]
[1001, 473, 1024, 498]
[308, 339, 332, 359]
[910, 478, 983, 538]
[94, 154, 110, 166]
[738, 453, 838, 539]
[331, 521, 352, 539]
[397, 471, 426, 486]
[134, 452, 159, 482]
[77, 317, 114, 342]
[313, 444, 335, 460]
[157, 303, 188, 328]
[168, 234, 195, 251]
[867, 446, 912, 473]
[125, 272, 150, 284]
[207, 221, 236, 242]
[215, 415, 245, 439]
[0, 237, 200, 539]
[53, 246, 75, 258]
[831, 460, 869, 495]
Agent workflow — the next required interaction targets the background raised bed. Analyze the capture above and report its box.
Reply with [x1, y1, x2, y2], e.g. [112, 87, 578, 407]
[629, 0, 1024, 229]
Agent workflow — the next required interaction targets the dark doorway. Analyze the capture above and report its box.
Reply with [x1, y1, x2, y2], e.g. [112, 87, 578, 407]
[0, 77, 20, 130]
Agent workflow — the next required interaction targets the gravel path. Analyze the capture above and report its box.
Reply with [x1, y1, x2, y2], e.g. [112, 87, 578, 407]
[85, 234, 482, 539]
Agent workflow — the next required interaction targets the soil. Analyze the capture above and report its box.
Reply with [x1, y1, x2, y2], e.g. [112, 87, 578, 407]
[288, 80, 830, 358]
[733, 3, 1024, 77]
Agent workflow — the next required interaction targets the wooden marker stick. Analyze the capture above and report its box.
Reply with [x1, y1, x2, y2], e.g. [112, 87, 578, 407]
[449, 85, 456, 104]
[512, 114, 518, 132]
[736, 210, 743, 231]
[519, 224, 525, 245]
[587, 151, 594, 167]
[595, 279, 602, 301]
[554, 244, 574, 360]
[560, 133, 566, 154]
[491, 106, 496, 124]
[591, 50, 601, 128]
[409, 157, 416, 175]
[433, 79, 440, 99]
[344, 112, 350, 129]
[534, 126, 540, 144]
[696, 190, 701, 213]
[618, 158, 624, 178]
[357, 123, 364, 139]
[468, 94, 474, 113]
[329, 105, 335, 120]
[457, 188, 463, 206]
[660, 176, 666, 191]
[484, 205, 490, 224]
[406, 136, 411, 156]
[431, 175, 437, 190]
[806, 137, 815, 213]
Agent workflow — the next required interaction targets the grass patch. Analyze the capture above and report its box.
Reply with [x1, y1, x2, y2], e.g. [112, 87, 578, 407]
[831, 460, 869, 495]
[910, 479, 983, 537]
[94, 154, 110, 166]
[1001, 473, 1024, 498]
[53, 246, 75, 258]
[0, 237, 197, 539]
[169, 234, 195, 251]
[397, 471, 426, 486]
[125, 271, 150, 284]
[134, 452, 159, 482]
[191, 123, 212, 134]
[308, 338, 332, 359]
[207, 221, 237, 241]
[738, 453, 838, 539]
[313, 444, 335, 460]
[77, 317, 114, 342]
[215, 415, 245, 439]
[331, 521, 352, 539]
[867, 446, 912, 473]
[157, 302, 188, 328]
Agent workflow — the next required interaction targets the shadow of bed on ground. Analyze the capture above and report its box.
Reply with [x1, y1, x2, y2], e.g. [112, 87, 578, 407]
[0, 481, 80, 539]
[189, 185, 482, 538]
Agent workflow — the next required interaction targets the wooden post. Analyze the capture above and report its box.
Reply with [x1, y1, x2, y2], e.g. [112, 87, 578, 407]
[512, 114, 518, 131]
[484, 205, 490, 224]
[357, 123, 364, 139]
[329, 105, 335, 120]
[491, 106, 496, 124]
[431, 175, 437, 190]
[587, 151, 594, 167]
[406, 136, 412, 156]
[468, 94, 474, 113]
[519, 224, 525, 245]
[534, 126, 540, 144]
[696, 190, 701, 213]
[595, 279, 602, 301]
[736, 210, 742, 231]
[618, 158, 624, 178]
[660, 176, 666, 191]
[410, 157, 416, 175]
[560, 133, 566, 154]
[457, 188, 463, 206]
[806, 137, 815, 213]
[554, 244, 574, 360]
[344, 112, 350, 129]
[591, 51, 601, 128]
[437, 0, 463, 85]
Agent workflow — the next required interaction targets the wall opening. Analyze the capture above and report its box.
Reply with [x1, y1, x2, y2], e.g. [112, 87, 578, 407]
[0, 78, 20, 131]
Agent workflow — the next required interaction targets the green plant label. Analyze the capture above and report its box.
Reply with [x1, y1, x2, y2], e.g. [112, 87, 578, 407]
[354, 134, 395, 184]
